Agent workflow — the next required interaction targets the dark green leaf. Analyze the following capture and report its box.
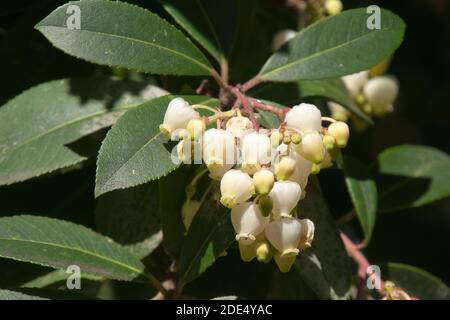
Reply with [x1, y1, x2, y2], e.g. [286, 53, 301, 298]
[296, 177, 352, 299]
[0, 78, 166, 186]
[0, 289, 48, 300]
[178, 195, 235, 288]
[160, 0, 240, 62]
[22, 269, 102, 289]
[95, 95, 218, 197]
[36, 1, 213, 75]
[339, 156, 378, 243]
[96, 182, 162, 259]
[0, 215, 146, 281]
[258, 8, 405, 81]
[379, 262, 449, 300]
[376, 145, 450, 212]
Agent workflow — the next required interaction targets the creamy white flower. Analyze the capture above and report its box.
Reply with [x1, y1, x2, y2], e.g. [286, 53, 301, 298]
[285, 103, 322, 133]
[220, 169, 254, 208]
[265, 217, 302, 257]
[328, 101, 350, 122]
[202, 128, 236, 169]
[288, 149, 312, 188]
[241, 132, 272, 174]
[296, 131, 325, 164]
[253, 169, 275, 195]
[363, 76, 399, 116]
[226, 116, 254, 141]
[271, 29, 296, 52]
[175, 139, 201, 164]
[298, 219, 315, 250]
[208, 163, 234, 180]
[160, 98, 199, 139]
[342, 71, 369, 97]
[231, 202, 269, 245]
[327, 121, 350, 148]
[269, 181, 301, 218]
[274, 155, 296, 181]
[325, 0, 343, 15]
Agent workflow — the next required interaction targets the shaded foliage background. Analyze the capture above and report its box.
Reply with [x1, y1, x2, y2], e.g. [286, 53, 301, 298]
[0, 0, 448, 296]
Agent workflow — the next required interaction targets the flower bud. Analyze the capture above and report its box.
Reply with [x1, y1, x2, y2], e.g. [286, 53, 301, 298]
[258, 195, 273, 217]
[342, 71, 369, 97]
[270, 131, 283, 148]
[239, 242, 257, 262]
[220, 169, 254, 208]
[274, 253, 296, 273]
[328, 101, 350, 122]
[208, 163, 234, 180]
[291, 133, 302, 145]
[256, 241, 272, 263]
[311, 163, 321, 175]
[187, 118, 206, 141]
[226, 116, 254, 141]
[265, 217, 302, 257]
[323, 134, 336, 150]
[253, 169, 275, 195]
[296, 131, 325, 164]
[275, 155, 296, 181]
[325, 0, 343, 16]
[241, 132, 272, 175]
[285, 103, 322, 133]
[271, 29, 296, 52]
[203, 128, 236, 169]
[231, 202, 269, 245]
[363, 76, 398, 117]
[160, 98, 200, 139]
[327, 121, 349, 148]
[298, 219, 315, 250]
[269, 181, 301, 218]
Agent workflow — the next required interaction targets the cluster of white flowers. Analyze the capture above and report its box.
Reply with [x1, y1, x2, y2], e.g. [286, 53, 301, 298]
[160, 98, 350, 272]
[328, 69, 399, 128]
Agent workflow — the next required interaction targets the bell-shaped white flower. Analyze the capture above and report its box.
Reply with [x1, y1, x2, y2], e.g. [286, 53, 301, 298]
[231, 202, 269, 245]
[296, 131, 325, 164]
[269, 181, 301, 218]
[241, 132, 272, 174]
[265, 217, 302, 257]
[285, 103, 322, 133]
[202, 128, 236, 169]
[160, 98, 199, 139]
[342, 71, 369, 97]
[298, 219, 315, 250]
[220, 169, 254, 208]
[226, 116, 254, 141]
[288, 150, 312, 188]
[363, 76, 399, 116]
[271, 29, 296, 52]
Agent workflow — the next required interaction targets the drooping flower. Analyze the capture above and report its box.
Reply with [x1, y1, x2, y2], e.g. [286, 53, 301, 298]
[220, 169, 254, 208]
[202, 128, 236, 169]
[285, 103, 322, 133]
[269, 181, 301, 218]
[265, 217, 302, 257]
[274, 155, 297, 181]
[253, 168, 275, 196]
[327, 121, 350, 148]
[160, 98, 199, 139]
[328, 101, 351, 122]
[363, 76, 399, 117]
[231, 202, 269, 245]
[241, 132, 272, 175]
[298, 219, 315, 251]
[296, 131, 325, 164]
[226, 116, 254, 141]
[342, 71, 369, 97]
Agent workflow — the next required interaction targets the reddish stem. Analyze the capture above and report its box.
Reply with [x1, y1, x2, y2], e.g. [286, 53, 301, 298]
[250, 98, 285, 119]
[195, 79, 210, 95]
[241, 76, 262, 92]
[232, 87, 260, 131]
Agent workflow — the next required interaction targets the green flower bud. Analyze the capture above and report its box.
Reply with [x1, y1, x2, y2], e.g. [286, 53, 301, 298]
[323, 134, 336, 150]
[253, 169, 275, 195]
[327, 121, 350, 148]
[275, 155, 296, 181]
[258, 195, 273, 217]
[291, 133, 302, 145]
[256, 241, 272, 263]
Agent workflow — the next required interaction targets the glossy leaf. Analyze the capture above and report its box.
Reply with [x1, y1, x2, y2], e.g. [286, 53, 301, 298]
[36, 1, 213, 75]
[0, 215, 146, 281]
[379, 262, 449, 300]
[160, 0, 239, 62]
[258, 8, 405, 82]
[95, 95, 217, 197]
[178, 196, 235, 288]
[376, 145, 450, 212]
[96, 182, 163, 259]
[22, 269, 102, 289]
[340, 156, 378, 243]
[296, 177, 352, 299]
[0, 78, 167, 186]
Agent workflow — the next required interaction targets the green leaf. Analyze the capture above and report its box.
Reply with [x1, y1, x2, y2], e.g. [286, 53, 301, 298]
[22, 269, 102, 289]
[255, 99, 284, 129]
[296, 177, 352, 299]
[0, 215, 146, 281]
[0, 78, 167, 186]
[0, 289, 48, 300]
[95, 95, 217, 197]
[376, 145, 450, 212]
[379, 262, 449, 300]
[178, 195, 235, 288]
[339, 156, 378, 243]
[258, 8, 405, 82]
[96, 182, 162, 259]
[36, 1, 213, 75]
[160, 0, 240, 63]
[250, 79, 373, 124]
